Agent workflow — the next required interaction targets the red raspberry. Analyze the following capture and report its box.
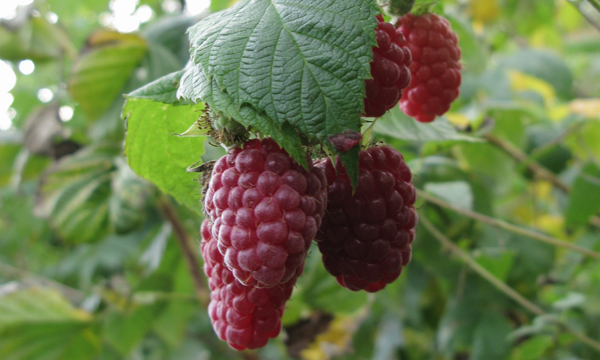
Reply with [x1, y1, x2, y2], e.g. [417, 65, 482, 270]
[397, 13, 462, 123]
[315, 146, 417, 292]
[204, 138, 327, 288]
[363, 14, 412, 118]
[201, 220, 300, 350]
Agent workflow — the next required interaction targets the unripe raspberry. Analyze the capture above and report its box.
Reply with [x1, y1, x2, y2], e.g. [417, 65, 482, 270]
[204, 138, 327, 288]
[315, 146, 417, 292]
[397, 13, 462, 123]
[363, 15, 412, 118]
[201, 220, 300, 350]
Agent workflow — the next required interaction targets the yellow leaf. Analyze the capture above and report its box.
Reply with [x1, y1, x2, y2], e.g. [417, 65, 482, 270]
[509, 70, 556, 108]
[301, 315, 360, 360]
[469, 0, 499, 23]
[569, 99, 600, 119]
[445, 112, 470, 128]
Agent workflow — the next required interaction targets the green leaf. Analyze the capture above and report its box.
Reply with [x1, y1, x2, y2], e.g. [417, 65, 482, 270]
[0, 288, 100, 360]
[35, 144, 119, 243]
[445, 14, 487, 74]
[122, 98, 205, 214]
[151, 261, 198, 347]
[178, 65, 307, 167]
[509, 335, 553, 360]
[565, 162, 600, 228]
[128, 70, 190, 104]
[424, 181, 473, 210]
[375, 107, 481, 142]
[108, 158, 151, 234]
[471, 312, 512, 360]
[104, 304, 162, 356]
[474, 249, 515, 282]
[497, 49, 574, 99]
[180, 0, 380, 172]
[68, 30, 148, 119]
[296, 253, 368, 314]
[0, 17, 76, 62]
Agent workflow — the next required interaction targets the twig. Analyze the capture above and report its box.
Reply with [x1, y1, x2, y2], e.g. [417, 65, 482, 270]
[484, 134, 571, 193]
[483, 133, 600, 227]
[417, 190, 600, 259]
[157, 196, 209, 307]
[0, 261, 84, 301]
[419, 216, 600, 353]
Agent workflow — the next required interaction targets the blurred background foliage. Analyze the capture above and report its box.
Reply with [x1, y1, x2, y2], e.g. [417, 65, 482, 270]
[1, 0, 600, 359]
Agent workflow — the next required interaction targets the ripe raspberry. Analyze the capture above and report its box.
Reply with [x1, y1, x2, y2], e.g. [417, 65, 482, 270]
[201, 219, 300, 350]
[204, 138, 327, 288]
[363, 14, 412, 118]
[315, 146, 418, 292]
[397, 13, 462, 123]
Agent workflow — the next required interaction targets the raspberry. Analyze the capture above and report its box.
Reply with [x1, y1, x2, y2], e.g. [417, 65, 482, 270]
[363, 14, 413, 118]
[315, 146, 418, 292]
[201, 219, 300, 350]
[397, 13, 462, 123]
[204, 138, 327, 288]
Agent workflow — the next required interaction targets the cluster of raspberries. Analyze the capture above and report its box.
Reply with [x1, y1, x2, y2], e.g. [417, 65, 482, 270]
[364, 13, 462, 122]
[198, 12, 460, 351]
[201, 139, 417, 350]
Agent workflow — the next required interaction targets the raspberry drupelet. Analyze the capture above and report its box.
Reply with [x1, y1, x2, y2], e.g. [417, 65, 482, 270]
[397, 13, 462, 122]
[203, 138, 327, 288]
[363, 14, 413, 118]
[201, 220, 300, 350]
[315, 146, 418, 292]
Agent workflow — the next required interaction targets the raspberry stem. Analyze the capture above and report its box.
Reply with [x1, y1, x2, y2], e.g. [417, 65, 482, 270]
[417, 189, 600, 259]
[158, 195, 210, 306]
[420, 216, 600, 353]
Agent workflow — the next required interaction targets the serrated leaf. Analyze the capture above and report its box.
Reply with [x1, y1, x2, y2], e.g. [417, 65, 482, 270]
[180, 0, 380, 175]
[375, 107, 481, 142]
[68, 30, 148, 119]
[565, 162, 600, 228]
[178, 65, 307, 167]
[35, 144, 120, 243]
[122, 98, 205, 214]
[0, 288, 100, 360]
[128, 70, 191, 104]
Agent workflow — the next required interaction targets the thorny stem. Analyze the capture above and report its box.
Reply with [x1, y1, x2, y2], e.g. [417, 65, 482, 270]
[417, 190, 600, 260]
[420, 216, 600, 353]
[158, 195, 209, 307]
[483, 133, 600, 227]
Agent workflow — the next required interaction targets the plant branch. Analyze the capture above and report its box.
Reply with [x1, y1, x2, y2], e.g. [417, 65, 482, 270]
[0, 261, 84, 301]
[483, 133, 600, 227]
[484, 134, 571, 193]
[419, 216, 600, 353]
[420, 217, 545, 315]
[158, 196, 209, 307]
[417, 190, 600, 259]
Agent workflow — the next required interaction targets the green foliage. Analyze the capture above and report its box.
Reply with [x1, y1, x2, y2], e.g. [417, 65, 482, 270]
[122, 98, 205, 214]
[2, 0, 600, 359]
[68, 31, 148, 119]
[178, 0, 381, 181]
[566, 162, 600, 228]
[0, 288, 100, 360]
